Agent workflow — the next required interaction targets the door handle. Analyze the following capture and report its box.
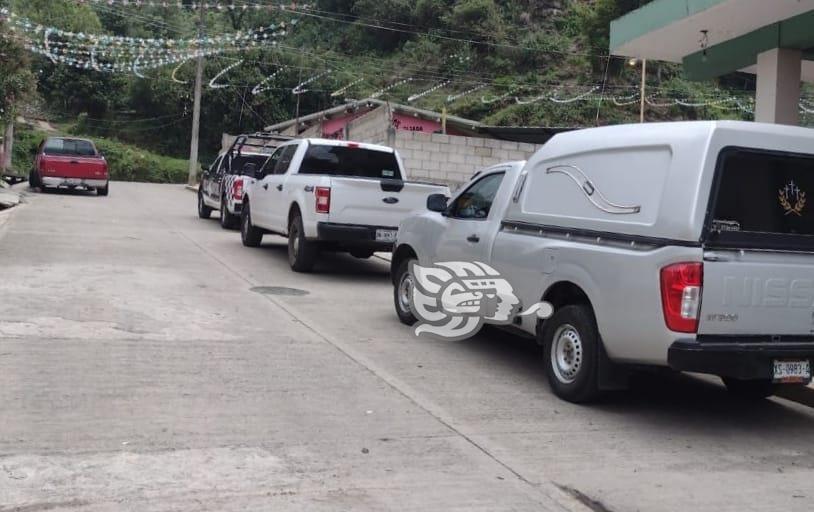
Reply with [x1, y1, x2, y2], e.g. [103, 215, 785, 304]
[467, 234, 480, 243]
[276, 184, 283, 191]
[70, 160, 79, 164]
[263, 184, 269, 190]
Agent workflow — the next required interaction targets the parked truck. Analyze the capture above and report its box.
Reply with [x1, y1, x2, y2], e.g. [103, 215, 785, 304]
[241, 138, 450, 272]
[198, 133, 291, 229]
[29, 137, 109, 195]
[392, 121, 814, 403]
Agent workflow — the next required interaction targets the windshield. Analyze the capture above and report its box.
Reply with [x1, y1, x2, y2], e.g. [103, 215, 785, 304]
[299, 144, 401, 180]
[44, 138, 97, 156]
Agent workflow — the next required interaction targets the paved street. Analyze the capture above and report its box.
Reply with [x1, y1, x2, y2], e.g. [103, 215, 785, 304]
[1, 182, 813, 512]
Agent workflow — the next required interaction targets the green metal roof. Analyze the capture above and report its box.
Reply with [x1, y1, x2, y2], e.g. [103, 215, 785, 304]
[610, 0, 727, 52]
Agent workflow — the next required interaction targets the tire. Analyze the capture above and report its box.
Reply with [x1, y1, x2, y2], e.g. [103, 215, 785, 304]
[288, 212, 318, 273]
[198, 190, 212, 219]
[393, 257, 418, 326]
[28, 170, 41, 189]
[723, 378, 776, 399]
[541, 304, 602, 403]
[240, 200, 263, 247]
[97, 183, 109, 196]
[220, 197, 240, 229]
[350, 249, 375, 259]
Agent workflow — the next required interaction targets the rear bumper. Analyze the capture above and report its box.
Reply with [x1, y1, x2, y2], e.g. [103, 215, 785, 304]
[316, 222, 397, 251]
[668, 338, 814, 380]
[42, 177, 108, 188]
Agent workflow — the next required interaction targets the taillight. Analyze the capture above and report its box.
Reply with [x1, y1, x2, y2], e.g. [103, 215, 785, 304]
[660, 262, 703, 333]
[315, 186, 331, 214]
[232, 178, 244, 200]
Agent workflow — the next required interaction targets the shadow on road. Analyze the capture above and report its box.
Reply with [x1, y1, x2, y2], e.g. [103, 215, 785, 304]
[258, 241, 391, 280]
[35, 187, 100, 197]
[460, 325, 814, 435]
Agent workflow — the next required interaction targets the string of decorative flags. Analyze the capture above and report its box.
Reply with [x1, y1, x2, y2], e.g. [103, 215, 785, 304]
[77, 1, 314, 11]
[6, 8, 812, 115]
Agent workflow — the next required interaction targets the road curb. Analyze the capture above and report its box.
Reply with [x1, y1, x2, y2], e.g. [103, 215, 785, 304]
[185, 184, 199, 192]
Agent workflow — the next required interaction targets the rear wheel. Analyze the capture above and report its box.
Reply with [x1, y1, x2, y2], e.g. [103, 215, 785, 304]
[541, 304, 602, 403]
[723, 378, 776, 399]
[288, 212, 319, 273]
[220, 197, 239, 229]
[28, 170, 41, 189]
[198, 190, 212, 219]
[240, 200, 263, 247]
[97, 183, 109, 196]
[393, 257, 418, 325]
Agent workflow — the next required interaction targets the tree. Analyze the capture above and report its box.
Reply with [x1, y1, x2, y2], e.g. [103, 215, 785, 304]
[0, 20, 36, 172]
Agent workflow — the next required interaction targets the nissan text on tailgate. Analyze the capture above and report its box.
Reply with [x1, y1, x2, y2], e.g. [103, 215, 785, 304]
[30, 137, 110, 196]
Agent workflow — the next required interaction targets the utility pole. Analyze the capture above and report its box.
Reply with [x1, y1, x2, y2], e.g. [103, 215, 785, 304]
[187, 1, 205, 186]
[639, 59, 647, 123]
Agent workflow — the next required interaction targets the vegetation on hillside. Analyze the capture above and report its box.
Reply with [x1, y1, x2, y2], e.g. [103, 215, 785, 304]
[0, 0, 773, 176]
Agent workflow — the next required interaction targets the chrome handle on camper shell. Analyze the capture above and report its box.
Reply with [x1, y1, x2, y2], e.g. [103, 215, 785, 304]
[546, 164, 641, 215]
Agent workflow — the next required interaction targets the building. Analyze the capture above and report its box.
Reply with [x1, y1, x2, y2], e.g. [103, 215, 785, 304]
[261, 99, 568, 186]
[610, 0, 814, 126]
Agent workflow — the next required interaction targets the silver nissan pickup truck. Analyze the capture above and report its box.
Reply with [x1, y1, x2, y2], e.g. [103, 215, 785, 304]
[392, 121, 814, 403]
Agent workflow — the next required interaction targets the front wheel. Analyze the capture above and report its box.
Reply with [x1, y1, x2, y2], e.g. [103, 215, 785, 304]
[198, 190, 212, 219]
[288, 212, 319, 273]
[393, 258, 418, 325]
[541, 304, 602, 403]
[723, 378, 776, 399]
[220, 197, 240, 229]
[240, 200, 264, 247]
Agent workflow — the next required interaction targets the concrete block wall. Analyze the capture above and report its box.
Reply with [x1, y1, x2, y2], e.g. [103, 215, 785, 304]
[392, 131, 542, 187]
[346, 107, 390, 145]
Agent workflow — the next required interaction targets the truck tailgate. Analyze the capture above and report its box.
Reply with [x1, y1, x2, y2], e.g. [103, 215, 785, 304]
[328, 178, 445, 228]
[699, 250, 814, 336]
[41, 155, 107, 179]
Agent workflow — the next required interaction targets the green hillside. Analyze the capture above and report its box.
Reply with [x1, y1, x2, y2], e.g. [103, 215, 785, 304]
[1, 0, 775, 165]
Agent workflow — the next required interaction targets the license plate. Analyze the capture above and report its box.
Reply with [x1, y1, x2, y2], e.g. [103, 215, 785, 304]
[772, 360, 811, 383]
[375, 229, 397, 243]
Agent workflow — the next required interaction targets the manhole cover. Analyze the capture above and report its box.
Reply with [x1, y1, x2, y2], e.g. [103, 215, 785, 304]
[251, 286, 310, 297]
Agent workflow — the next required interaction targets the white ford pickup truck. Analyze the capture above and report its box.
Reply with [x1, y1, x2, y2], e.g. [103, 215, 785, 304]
[392, 121, 814, 403]
[241, 138, 450, 272]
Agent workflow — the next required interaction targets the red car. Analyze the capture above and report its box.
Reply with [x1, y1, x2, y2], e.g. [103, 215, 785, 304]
[29, 137, 109, 196]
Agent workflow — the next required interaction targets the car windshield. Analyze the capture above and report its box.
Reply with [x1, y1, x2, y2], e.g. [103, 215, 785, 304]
[44, 138, 97, 156]
[299, 144, 401, 180]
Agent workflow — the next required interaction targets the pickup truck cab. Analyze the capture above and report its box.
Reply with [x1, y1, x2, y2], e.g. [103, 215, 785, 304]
[392, 121, 814, 403]
[241, 138, 450, 272]
[29, 137, 109, 196]
[198, 133, 290, 229]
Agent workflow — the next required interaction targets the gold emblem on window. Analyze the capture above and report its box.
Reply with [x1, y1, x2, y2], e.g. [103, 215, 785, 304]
[779, 181, 806, 216]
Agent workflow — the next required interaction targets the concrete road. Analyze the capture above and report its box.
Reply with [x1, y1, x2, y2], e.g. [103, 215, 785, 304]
[1, 183, 813, 512]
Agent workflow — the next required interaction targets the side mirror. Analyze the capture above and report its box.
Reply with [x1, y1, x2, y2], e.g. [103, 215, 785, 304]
[427, 193, 449, 213]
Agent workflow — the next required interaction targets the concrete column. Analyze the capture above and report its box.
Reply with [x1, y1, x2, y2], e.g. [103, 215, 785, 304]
[755, 48, 802, 125]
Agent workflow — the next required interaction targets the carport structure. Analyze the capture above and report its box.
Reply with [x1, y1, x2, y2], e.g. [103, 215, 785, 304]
[610, 0, 814, 125]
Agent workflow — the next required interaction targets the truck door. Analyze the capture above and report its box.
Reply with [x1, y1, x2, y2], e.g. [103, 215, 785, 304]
[266, 145, 300, 233]
[252, 146, 285, 227]
[435, 171, 506, 263]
